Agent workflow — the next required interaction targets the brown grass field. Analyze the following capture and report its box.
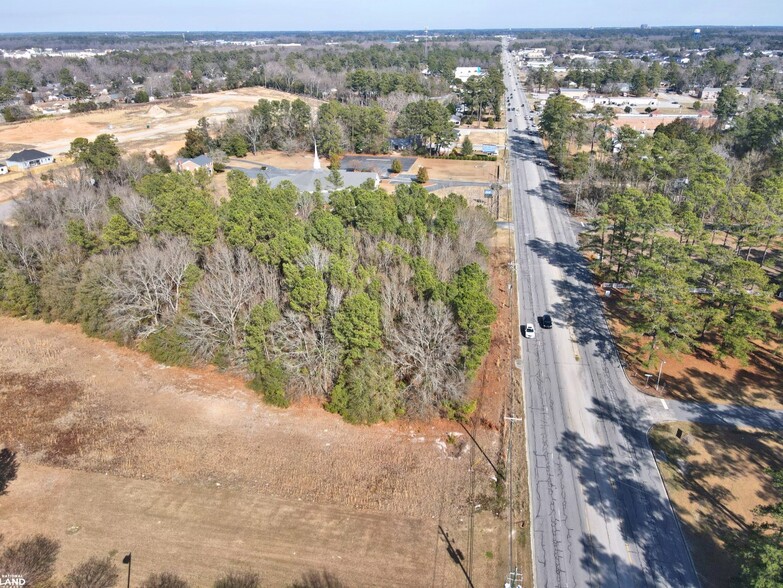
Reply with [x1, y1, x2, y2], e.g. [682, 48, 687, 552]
[650, 422, 783, 588]
[0, 245, 524, 586]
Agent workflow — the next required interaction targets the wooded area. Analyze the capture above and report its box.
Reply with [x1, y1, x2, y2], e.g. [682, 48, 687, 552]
[0, 157, 496, 424]
[540, 96, 783, 367]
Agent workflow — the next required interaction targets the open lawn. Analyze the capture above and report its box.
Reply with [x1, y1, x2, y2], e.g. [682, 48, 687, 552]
[650, 422, 783, 588]
[410, 157, 502, 184]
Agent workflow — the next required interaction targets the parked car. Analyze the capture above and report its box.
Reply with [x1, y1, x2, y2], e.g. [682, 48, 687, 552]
[523, 323, 536, 339]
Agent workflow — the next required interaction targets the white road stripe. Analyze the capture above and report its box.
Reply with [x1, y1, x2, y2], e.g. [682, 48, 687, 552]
[661, 399, 669, 410]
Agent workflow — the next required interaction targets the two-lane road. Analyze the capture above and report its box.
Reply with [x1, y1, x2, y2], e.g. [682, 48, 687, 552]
[502, 43, 700, 588]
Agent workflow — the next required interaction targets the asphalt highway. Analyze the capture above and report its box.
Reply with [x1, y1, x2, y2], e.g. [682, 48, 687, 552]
[502, 43, 701, 588]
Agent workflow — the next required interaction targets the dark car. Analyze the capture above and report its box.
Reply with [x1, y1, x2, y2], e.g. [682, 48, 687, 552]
[541, 314, 553, 329]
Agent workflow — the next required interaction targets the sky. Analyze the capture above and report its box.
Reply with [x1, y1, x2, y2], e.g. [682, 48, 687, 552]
[1, 0, 782, 33]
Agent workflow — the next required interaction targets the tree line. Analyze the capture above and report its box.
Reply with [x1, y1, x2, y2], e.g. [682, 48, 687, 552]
[539, 94, 783, 367]
[0, 151, 496, 424]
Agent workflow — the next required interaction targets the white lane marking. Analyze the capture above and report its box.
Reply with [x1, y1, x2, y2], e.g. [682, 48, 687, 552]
[660, 399, 669, 410]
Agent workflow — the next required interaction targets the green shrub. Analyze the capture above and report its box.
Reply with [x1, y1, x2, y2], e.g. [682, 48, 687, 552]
[141, 327, 192, 366]
[442, 398, 477, 423]
[0, 268, 39, 317]
[248, 359, 289, 408]
[326, 352, 399, 424]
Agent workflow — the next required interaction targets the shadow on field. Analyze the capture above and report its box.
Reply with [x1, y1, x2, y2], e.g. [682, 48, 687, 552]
[289, 570, 348, 588]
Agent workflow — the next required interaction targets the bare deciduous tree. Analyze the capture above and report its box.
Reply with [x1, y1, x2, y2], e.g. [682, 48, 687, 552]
[238, 112, 266, 155]
[0, 535, 60, 586]
[114, 185, 154, 231]
[107, 236, 196, 337]
[181, 242, 280, 360]
[213, 570, 261, 588]
[385, 299, 464, 414]
[140, 572, 191, 588]
[270, 312, 340, 399]
[61, 556, 119, 588]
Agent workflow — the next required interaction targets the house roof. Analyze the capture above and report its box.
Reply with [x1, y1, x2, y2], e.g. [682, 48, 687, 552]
[190, 155, 213, 166]
[175, 155, 213, 166]
[7, 149, 52, 162]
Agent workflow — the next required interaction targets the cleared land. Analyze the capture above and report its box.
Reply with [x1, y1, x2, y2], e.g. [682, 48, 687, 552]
[0, 87, 322, 161]
[0, 243, 518, 586]
[650, 422, 783, 588]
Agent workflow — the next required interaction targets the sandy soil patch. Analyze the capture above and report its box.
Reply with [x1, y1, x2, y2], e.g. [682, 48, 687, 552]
[650, 422, 783, 588]
[1, 463, 439, 586]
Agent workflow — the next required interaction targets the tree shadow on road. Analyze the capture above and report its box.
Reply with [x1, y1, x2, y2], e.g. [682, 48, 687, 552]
[556, 399, 697, 587]
[524, 238, 623, 363]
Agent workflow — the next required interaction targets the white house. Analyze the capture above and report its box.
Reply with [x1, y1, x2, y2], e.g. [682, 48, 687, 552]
[559, 87, 590, 100]
[5, 149, 54, 171]
[454, 66, 485, 83]
[175, 155, 214, 174]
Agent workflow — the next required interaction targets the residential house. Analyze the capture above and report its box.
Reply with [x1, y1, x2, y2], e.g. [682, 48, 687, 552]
[5, 149, 54, 170]
[175, 155, 214, 173]
[476, 144, 499, 156]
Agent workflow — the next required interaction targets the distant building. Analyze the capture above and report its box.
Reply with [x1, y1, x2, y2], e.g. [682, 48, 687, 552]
[518, 48, 547, 59]
[595, 96, 659, 108]
[175, 155, 214, 173]
[527, 59, 554, 70]
[476, 144, 499, 156]
[5, 149, 54, 170]
[700, 86, 752, 101]
[454, 67, 485, 83]
[558, 87, 590, 100]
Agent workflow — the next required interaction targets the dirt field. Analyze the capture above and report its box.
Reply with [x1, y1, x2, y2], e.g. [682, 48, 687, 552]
[0, 87, 322, 162]
[649, 422, 783, 588]
[0, 250, 517, 587]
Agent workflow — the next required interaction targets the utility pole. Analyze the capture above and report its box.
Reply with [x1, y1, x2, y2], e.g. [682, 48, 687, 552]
[424, 27, 429, 63]
[122, 553, 131, 588]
